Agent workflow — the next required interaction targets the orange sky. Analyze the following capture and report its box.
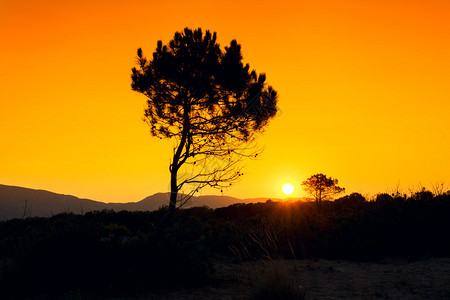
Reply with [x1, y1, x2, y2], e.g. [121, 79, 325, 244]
[1, 0, 449, 202]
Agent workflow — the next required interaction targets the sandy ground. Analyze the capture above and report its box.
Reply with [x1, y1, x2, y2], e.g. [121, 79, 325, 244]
[142, 257, 450, 300]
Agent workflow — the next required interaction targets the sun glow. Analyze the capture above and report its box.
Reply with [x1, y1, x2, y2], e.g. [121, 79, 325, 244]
[1, 1, 450, 202]
[282, 183, 295, 196]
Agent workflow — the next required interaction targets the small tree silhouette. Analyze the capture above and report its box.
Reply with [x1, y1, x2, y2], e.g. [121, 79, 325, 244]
[131, 28, 278, 222]
[301, 173, 345, 210]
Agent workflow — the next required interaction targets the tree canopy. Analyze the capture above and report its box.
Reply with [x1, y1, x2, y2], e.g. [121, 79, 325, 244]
[302, 173, 345, 210]
[131, 28, 278, 217]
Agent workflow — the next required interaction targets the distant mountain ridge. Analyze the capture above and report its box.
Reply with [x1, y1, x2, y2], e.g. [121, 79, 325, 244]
[0, 184, 268, 221]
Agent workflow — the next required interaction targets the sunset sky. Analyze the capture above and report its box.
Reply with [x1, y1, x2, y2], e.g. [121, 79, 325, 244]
[1, 0, 449, 203]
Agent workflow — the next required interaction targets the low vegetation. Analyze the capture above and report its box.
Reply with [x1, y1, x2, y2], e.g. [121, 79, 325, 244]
[246, 260, 306, 300]
[0, 191, 449, 298]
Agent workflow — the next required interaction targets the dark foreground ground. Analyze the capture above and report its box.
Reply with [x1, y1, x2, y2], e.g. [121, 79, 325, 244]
[1, 193, 449, 299]
[142, 258, 450, 300]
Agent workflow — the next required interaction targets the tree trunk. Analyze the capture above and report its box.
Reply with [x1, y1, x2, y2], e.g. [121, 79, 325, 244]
[153, 106, 189, 238]
[168, 168, 178, 219]
[152, 168, 178, 240]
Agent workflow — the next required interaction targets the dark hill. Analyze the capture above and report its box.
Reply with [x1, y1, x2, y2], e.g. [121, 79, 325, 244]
[0, 184, 106, 220]
[106, 192, 248, 211]
[0, 184, 261, 220]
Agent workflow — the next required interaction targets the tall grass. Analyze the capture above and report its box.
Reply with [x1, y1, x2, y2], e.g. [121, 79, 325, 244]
[230, 225, 306, 300]
[247, 260, 306, 300]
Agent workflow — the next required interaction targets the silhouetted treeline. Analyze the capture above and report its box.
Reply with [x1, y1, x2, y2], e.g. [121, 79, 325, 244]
[0, 191, 449, 298]
[220, 192, 450, 261]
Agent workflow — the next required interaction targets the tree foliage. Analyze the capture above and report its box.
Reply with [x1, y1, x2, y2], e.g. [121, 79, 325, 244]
[301, 173, 345, 209]
[131, 28, 278, 216]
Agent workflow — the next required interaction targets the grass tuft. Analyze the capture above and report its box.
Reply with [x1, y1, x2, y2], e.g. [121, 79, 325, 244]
[247, 260, 306, 300]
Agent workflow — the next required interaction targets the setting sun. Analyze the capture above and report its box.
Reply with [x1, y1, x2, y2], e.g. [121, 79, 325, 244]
[282, 183, 295, 195]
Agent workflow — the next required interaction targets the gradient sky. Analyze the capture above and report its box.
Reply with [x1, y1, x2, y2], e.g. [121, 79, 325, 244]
[1, 0, 449, 202]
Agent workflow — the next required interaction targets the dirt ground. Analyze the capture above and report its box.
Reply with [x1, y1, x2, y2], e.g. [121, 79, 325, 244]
[142, 257, 450, 300]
